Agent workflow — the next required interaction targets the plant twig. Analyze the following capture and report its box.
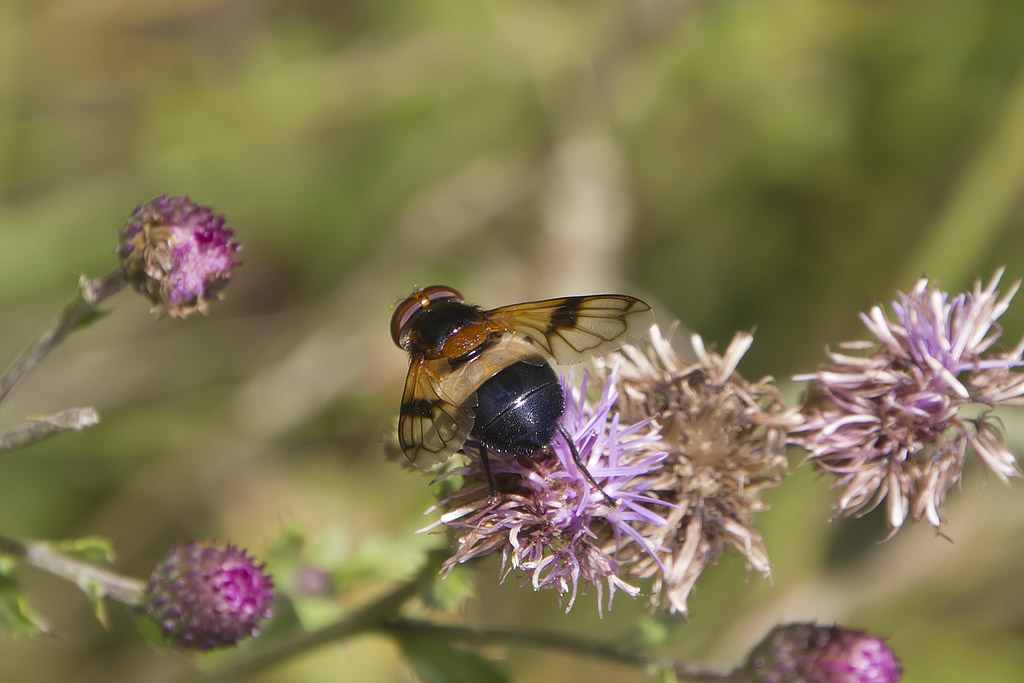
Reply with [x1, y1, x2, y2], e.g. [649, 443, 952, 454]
[0, 407, 100, 452]
[0, 535, 145, 607]
[0, 270, 127, 407]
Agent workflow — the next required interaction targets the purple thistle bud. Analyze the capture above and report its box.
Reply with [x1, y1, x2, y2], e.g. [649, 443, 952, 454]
[743, 622, 902, 683]
[117, 196, 241, 318]
[143, 541, 274, 650]
[423, 371, 669, 614]
[794, 270, 1024, 533]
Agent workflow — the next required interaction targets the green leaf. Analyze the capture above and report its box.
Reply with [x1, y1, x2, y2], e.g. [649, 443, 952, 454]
[419, 563, 474, 612]
[136, 611, 169, 648]
[398, 634, 508, 683]
[0, 560, 49, 638]
[51, 537, 116, 627]
[264, 527, 452, 631]
[657, 669, 681, 683]
[84, 579, 110, 629]
[264, 528, 345, 630]
[53, 536, 115, 566]
[618, 615, 674, 650]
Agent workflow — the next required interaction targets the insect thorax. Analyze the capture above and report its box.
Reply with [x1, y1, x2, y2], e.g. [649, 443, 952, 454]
[405, 300, 486, 359]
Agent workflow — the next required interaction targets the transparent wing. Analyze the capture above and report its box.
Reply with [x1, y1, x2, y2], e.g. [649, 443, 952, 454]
[398, 359, 475, 470]
[487, 295, 652, 365]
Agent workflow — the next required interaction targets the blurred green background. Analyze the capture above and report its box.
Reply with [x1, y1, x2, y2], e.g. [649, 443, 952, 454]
[2, 1, 1023, 681]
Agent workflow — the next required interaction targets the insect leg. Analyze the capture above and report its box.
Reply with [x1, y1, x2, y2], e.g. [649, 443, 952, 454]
[475, 441, 498, 500]
[555, 423, 616, 506]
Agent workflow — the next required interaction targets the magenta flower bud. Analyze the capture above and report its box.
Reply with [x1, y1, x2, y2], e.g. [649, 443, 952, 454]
[744, 623, 902, 683]
[143, 541, 274, 650]
[117, 196, 241, 318]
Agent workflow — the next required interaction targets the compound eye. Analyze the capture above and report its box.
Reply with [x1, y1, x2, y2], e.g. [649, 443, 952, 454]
[420, 285, 463, 303]
[390, 286, 464, 349]
[390, 296, 422, 349]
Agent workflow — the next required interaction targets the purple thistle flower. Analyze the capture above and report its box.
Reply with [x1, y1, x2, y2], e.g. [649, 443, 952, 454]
[143, 541, 275, 650]
[423, 371, 668, 614]
[795, 270, 1024, 533]
[743, 622, 902, 683]
[117, 195, 241, 318]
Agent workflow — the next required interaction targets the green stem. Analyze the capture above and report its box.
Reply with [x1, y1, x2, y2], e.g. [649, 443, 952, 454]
[187, 550, 447, 683]
[190, 548, 738, 682]
[0, 535, 146, 607]
[384, 617, 737, 682]
[0, 270, 127, 407]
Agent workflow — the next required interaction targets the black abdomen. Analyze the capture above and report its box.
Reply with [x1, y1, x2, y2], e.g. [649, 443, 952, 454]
[469, 358, 564, 456]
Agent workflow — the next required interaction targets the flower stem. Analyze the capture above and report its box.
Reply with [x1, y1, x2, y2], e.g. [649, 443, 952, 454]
[189, 547, 736, 682]
[0, 270, 127, 407]
[383, 618, 736, 682]
[0, 534, 146, 607]
[186, 550, 449, 683]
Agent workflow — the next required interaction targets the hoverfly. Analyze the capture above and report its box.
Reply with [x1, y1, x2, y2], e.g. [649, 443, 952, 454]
[390, 285, 653, 503]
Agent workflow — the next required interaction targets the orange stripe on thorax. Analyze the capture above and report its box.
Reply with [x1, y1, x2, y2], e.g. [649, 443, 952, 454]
[441, 322, 489, 359]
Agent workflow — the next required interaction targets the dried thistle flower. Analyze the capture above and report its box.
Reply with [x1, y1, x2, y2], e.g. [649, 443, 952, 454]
[598, 325, 797, 615]
[742, 622, 902, 683]
[423, 372, 668, 614]
[143, 541, 275, 650]
[117, 195, 241, 318]
[794, 269, 1024, 534]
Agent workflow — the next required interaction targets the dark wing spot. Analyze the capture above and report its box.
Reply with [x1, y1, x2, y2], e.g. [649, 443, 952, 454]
[402, 398, 436, 419]
[550, 296, 585, 331]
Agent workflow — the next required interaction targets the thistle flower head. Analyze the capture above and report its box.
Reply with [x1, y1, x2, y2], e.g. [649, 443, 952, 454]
[743, 622, 902, 683]
[424, 371, 668, 614]
[143, 541, 274, 650]
[597, 325, 797, 615]
[794, 270, 1024, 533]
[117, 195, 241, 318]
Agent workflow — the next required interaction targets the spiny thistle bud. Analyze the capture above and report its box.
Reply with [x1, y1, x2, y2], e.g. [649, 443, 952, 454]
[143, 541, 274, 650]
[743, 623, 902, 683]
[117, 195, 241, 318]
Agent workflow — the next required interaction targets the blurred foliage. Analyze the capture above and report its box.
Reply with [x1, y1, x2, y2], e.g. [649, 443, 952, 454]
[0, 558, 50, 639]
[398, 635, 509, 683]
[1, 1, 1023, 682]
